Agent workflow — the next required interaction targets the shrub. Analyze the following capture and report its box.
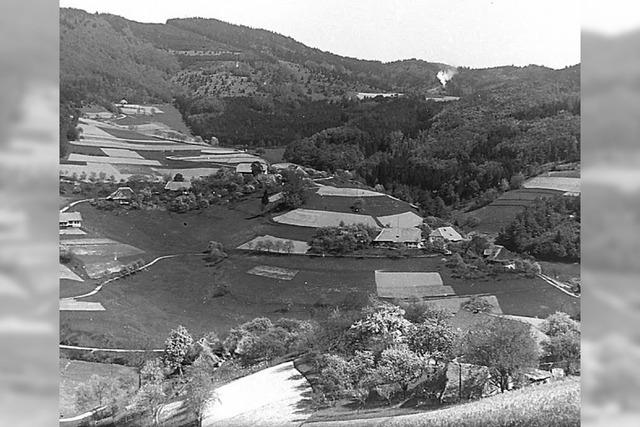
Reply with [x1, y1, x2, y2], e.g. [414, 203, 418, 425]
[461, 296, 494, 314]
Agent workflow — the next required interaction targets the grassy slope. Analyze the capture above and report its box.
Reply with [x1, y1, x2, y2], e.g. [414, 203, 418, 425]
[465, 188, 565, 234]
[61, 201, 578, 348]
[305, 378, 579, 427]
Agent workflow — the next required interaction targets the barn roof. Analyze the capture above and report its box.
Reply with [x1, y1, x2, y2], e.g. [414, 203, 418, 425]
[107, 187, 134, 200]
[60, 212, 82, 222]
[164, 181, 192, 191]
[374, 227, 421, 243]
[430, 226, 463, 241]
[377, 211, 424, 228]
[235, 163, 254, 174]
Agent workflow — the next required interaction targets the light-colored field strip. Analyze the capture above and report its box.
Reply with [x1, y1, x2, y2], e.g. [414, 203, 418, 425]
[61, 238, 123, 245]
[377, 211, 424, 228]
[237, 235, 310, 254]
[68, 153, 162, 166]
[59, 264, 83, 282]
[247, 265, 299, 280]
[202, 361, 313, 427]
[375, 271, 454, 299]
[200, 148, 246, 155]
[167, 154, 265, 164]
[316, 185, 384, 197]
[273, 209, 380, 228]
[69, 139, 200, 151]
[59, 228, 86, 236]
[100, 148, 145, 159]
[59, 300, 105, 311]
[523, 176, 580, 193]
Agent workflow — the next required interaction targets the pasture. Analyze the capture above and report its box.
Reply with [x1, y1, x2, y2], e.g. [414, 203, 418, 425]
[62, 204, 578, 349]
[273, 208, 380, 228]
[305, 377, 579, 426]
[61, 249, 578, 348]
[303, 191, 416, 217]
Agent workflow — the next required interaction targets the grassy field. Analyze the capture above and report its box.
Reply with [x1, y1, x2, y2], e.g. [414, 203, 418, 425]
[305, 378, 579, 426]
[59, 358, 138, 418]
[98, 126, 162, 141]
[303, 191, 415, 217]
[465, 188, 565, 234]
[260, 147, 286, 163]
[112, 103, 193, 136]
[539, 261, 581, 281]
[62, 202, 578, 348]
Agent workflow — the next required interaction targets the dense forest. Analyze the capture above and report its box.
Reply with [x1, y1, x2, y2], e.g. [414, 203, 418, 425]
[496, 196, 581, 261]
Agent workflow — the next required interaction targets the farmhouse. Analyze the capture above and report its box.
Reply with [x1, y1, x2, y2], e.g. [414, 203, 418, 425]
[106, 187, 135, 205]
[59, 212, 82, 228]
[429, 226, 464, 243]
[483, 244, 515, 263]
[374, 227, 422, 248]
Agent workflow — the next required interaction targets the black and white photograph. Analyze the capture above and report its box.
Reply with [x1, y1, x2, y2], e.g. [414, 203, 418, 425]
[55, 1, 584, 425]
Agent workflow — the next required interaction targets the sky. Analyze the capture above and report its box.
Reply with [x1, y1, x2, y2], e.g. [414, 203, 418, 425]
[59, 0, 581, 68]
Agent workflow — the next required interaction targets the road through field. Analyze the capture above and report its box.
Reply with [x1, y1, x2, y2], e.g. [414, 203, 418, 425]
[201, 361, 313, 427]
[60, 253, 191, 301]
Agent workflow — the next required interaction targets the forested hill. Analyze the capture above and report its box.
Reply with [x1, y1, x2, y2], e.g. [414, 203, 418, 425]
[60, 8, 451, 105]
[61, 8, 580, 215]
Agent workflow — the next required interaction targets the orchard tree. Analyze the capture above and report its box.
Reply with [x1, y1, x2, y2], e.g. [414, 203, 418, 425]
[459, 317, 539, 392]
[74, 375, 134, 413]
[349, 300, 414, 353]
[163, 325, 194, 375]
[540, 311, 580, 336]
[409, 316, 457, 363]
[375, 345, 428, 397]
[541, 312, 580, 374]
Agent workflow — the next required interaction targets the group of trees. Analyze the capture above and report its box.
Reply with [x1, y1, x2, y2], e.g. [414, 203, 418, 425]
[308, 223, 380, 255]
[308, 298, 551, 406]
[71, 300, 581, 420]
[497, 196, 580, 261]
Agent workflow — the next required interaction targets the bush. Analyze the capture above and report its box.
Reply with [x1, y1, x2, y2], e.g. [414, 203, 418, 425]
[461, 296, 494, 314]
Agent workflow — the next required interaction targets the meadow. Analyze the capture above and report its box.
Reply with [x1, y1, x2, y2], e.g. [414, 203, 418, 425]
[61, 206, 579, 349]
[305, 377, 580, 427]
[465, 188, 565, 234]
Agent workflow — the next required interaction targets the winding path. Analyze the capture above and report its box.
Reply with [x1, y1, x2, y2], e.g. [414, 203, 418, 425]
[60, 254, 192, 301]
